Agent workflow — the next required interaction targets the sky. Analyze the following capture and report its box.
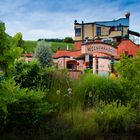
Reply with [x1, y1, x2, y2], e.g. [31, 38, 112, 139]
[0, 0, 140, 40]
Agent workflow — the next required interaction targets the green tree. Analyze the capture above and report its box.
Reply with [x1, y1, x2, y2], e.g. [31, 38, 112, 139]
[34, 40, 52, 67]
[0, 22, 23, 74]
[63, 37, 74, 43]
[13, 32, 23, 47]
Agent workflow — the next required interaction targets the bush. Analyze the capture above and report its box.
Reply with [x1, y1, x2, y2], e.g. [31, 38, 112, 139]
[94, 102, 137, 133]
[0, 79, 56, 130]
[62, 102, 137, 139]
[12, 59, 42, 89]
[73, 74, 125, 109]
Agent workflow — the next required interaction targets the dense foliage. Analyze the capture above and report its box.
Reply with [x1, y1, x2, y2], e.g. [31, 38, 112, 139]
[0, 23, 22, 74]
[0, 79, 56, 131]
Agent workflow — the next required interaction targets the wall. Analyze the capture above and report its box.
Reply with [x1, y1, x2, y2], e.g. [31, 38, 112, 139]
[74, 41, 82, 50]
[117, 39, 140, 56]
[84, 24, 93, 40]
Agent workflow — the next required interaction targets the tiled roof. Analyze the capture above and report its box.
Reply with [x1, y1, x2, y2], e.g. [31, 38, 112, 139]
[52, 50, 81, 58]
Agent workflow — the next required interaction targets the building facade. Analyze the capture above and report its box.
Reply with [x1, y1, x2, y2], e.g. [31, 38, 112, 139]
[74, 13, 131, 50]
[53, 13, 140, 77]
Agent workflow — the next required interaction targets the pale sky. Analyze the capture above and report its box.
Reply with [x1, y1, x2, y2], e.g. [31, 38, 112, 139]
[0, 0, 140, 40]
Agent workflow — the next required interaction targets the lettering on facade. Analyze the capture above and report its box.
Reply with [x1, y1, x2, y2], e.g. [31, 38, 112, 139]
[82, 44, 117, 56]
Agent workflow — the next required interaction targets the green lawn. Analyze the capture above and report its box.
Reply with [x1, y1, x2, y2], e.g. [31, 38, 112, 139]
[22, 40, 74, 53]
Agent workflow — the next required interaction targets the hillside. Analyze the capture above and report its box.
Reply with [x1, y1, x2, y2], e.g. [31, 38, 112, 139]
[22, 40, 37, 53]
[22, 40, 74, 53]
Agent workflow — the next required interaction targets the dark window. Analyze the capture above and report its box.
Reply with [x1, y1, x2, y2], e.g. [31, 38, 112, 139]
[96, 27, 101, 36]
[67, 64, 74, 69]
[75, 28, 81, 36]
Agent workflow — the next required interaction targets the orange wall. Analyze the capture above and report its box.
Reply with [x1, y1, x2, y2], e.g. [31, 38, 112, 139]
[74, 41, 82, 50]
[117, 39, 140, 56]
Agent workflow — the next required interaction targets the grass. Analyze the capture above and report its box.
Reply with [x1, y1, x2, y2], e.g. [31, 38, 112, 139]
[22, 40, 74, 53]
[22, 40, 37, 53]
[51, 42, 74, 52]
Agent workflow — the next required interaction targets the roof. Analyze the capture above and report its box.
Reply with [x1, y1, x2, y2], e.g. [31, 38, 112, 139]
[95, 18, 129, 27]
[75, 18, 129, 27]
[52, 50, 81, 59]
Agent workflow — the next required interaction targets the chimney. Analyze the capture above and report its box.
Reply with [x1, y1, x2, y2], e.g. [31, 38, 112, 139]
[125, 12, 130, 18]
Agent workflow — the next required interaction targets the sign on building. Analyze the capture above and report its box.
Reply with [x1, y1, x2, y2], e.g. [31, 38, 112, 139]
[82, 43, 117, 56]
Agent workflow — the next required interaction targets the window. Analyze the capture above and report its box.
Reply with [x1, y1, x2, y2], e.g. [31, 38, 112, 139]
[75, 28, 81, 36]
[96, 27, 101, 36]
[117, 26, 122, 31]
[67, 64, 74, 69]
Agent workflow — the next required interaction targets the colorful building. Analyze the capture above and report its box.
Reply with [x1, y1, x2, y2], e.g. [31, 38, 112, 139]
[52, 13, 140, 76]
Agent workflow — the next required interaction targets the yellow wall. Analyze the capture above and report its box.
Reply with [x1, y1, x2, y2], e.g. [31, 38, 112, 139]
[75, 23, 128, 41]
[84, 24, 93, 39]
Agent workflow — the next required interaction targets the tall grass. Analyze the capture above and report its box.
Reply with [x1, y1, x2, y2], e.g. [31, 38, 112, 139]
[45, 69, 74, 112]
[62, 102, 137, 139]
[73, 74, 125, 109]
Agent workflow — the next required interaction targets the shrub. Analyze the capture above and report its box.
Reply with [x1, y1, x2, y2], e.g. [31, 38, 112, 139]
[62, 102, 137, 139]
[73, 74, 125, 109]
[0, 79, 56, 130]
[12, 59, 42, 89]
[94, 102, 137, 133]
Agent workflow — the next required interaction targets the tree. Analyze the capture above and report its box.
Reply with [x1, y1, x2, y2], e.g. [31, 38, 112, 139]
[63, 37, 74, 43]
[0, 22, 23, 74]
[34, 40, 52, 67]
[13, 32, 24, 47]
